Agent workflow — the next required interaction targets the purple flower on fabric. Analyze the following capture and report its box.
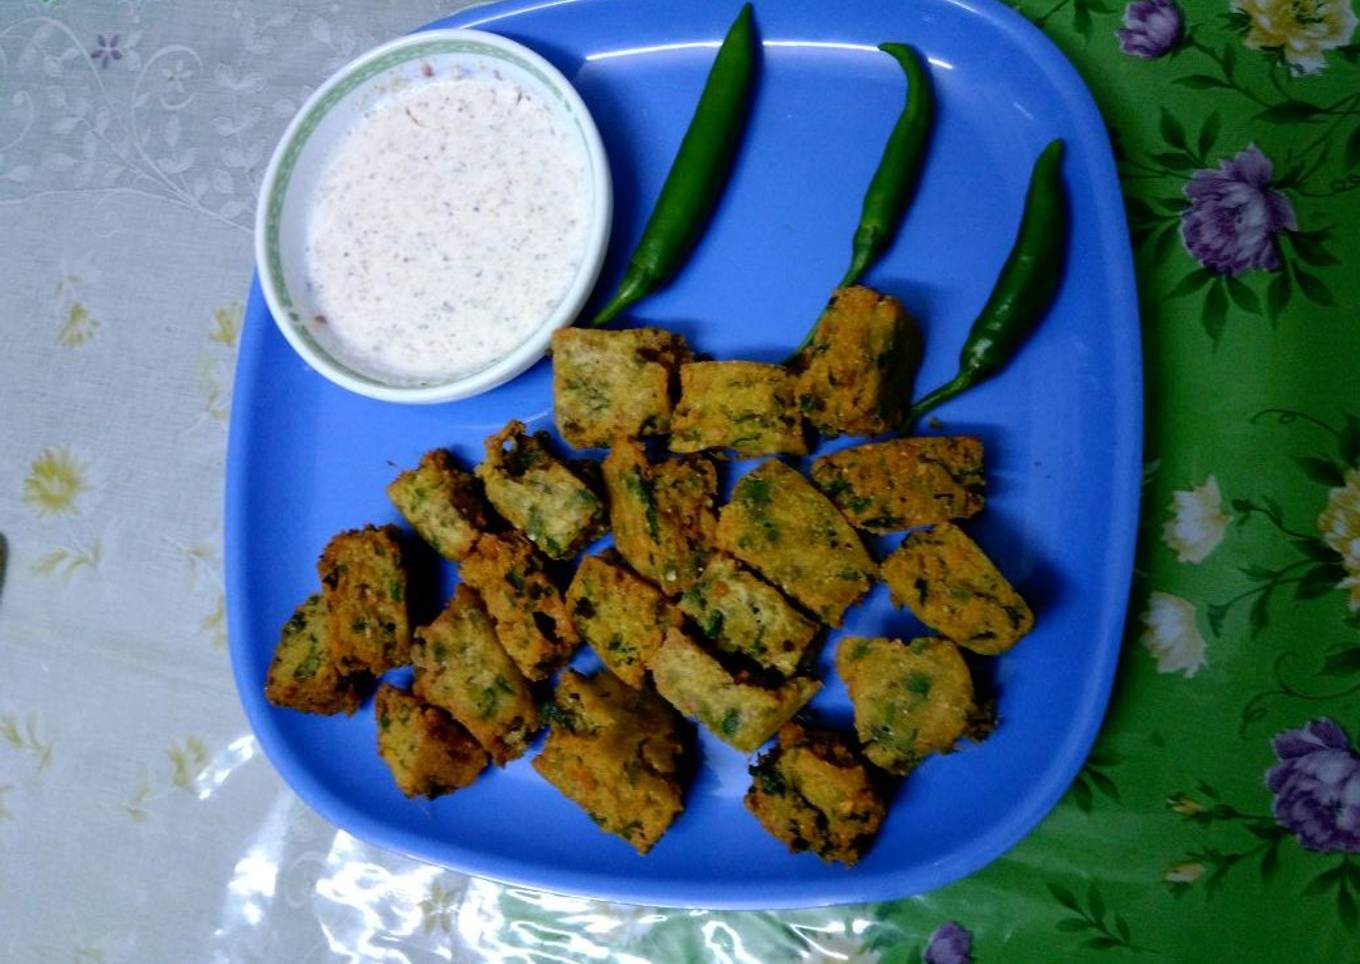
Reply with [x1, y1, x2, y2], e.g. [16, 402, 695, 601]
[1116, 0, 1184, 58]
[90, 34, 122, 69]
[924, 921, 973, 964]
[1266, 718, 1360, 854]
[1181, 144, 1297, 275]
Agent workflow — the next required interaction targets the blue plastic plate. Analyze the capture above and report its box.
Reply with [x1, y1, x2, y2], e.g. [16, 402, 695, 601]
[227, 0, 1140, 908]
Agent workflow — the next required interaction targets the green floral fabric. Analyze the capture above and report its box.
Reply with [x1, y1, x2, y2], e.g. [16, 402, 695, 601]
[846, 0, 1360, 957]
[1, 0, 1357, 960]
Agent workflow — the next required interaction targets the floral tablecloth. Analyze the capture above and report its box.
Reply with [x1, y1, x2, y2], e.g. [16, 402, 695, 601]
[2, 0, 1357, 960]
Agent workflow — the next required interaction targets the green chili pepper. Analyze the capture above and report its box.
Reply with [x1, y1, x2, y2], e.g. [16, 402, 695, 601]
[841, 43, 934, 288]
[586, 4, 756, 328]
[901, 138, 1068, 429]
[790, 42, 933, 356]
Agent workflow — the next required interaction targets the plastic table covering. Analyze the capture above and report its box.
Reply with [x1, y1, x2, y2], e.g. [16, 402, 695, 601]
[1, 0, 1357, 961]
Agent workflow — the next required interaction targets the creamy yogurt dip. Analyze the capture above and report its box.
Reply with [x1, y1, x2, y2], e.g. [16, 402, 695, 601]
[305, 70, 590, 385]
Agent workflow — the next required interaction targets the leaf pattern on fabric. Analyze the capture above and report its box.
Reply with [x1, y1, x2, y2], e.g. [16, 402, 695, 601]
[197, 302, 243, 423]
[1205, 410, 1357, 639]
[1048, 881, 1152, 952]
[167, 737, 208, 792]
[1068, 746, 1124, 811]
[209, 302, 242, 348]
[201, 593, 227, 649]
[1117, 16, 1358, 341]
[0, 8, 331, 226]
[31, 538, 102, 581]
[121, 779, 153, 823]
[418, 880, 460, 935]
[1165, 719, 1359, 927]
[57, 301, 99, 347]
[1, 712, 54, 771]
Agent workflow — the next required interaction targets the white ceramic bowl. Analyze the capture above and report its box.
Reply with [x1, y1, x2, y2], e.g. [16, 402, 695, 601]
[254, 29, 613, 404]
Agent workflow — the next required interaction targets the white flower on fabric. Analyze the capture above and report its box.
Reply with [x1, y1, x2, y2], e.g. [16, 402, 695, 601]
[1162, 475, 1230, 564]
[1233, 0, 1358, 75]
[1140, 592, 1207, 677]
[1317, 468, 1360, 610]
[1167, 793, 1204, 815]
[1163, 861, 1205, 884]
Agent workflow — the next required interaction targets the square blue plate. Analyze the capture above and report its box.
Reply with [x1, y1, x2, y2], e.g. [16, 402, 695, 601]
[227, 0, 1140, 908]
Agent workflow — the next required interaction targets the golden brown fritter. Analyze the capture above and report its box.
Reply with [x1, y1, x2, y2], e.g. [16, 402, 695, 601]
[602, 437, 718, 596]
[679, 555, 820, 677]
[744, 722, 887, 865]
[810, 436, 985, 533]
[648, 628, 820, 753]
[318, 525, 411, 674]
[566, 551, 682, 688]
[670, 361, 807, 457]
[265, 594, 370, 715]
[375, 684, 487, 799]
[476, 420, 606, 560]
[412, 585, 540, 766]
[716, 459, 876, 626]
[458, 533, 580, 681]
[791, 285, 919, 438]
[533, 671, 687, 854]
[880, 522, 1033, 655]
[552, 327, 692, 448]
[386, 449, 491, 562]
[836, 636, 974, 774]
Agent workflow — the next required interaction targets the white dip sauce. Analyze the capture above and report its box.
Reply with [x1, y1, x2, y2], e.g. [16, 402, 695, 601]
[305, 71, 590, 385]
